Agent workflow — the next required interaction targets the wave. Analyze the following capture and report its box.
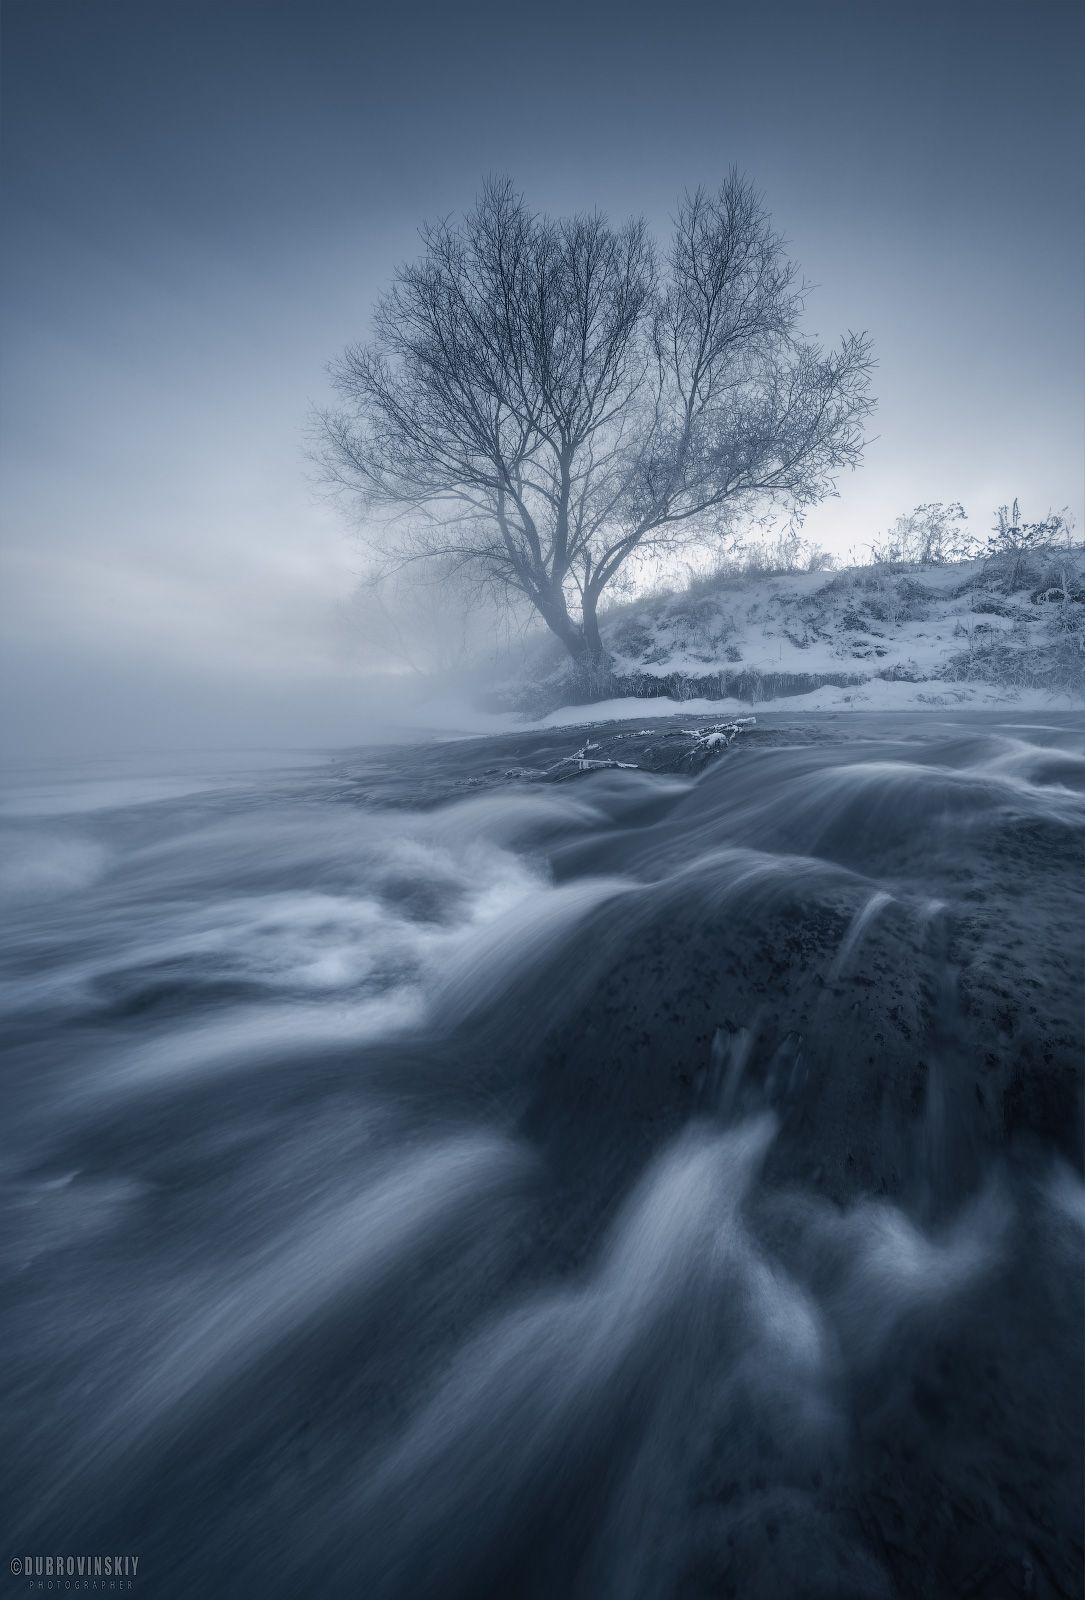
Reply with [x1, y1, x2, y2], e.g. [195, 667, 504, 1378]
[1, 711, 1081, 1597]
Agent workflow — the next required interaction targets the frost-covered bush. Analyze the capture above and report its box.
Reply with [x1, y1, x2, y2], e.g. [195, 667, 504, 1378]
[869, 502, 974, 566]
[986, 499, 1072, 556]
[610, 617, 656, 660]
[981, 548, 1074, 597]
[819, 569, 929, 635]
[664, 598, 732, 660]
[942, 602, 1085, 696]
[682, 532, 833, 592]
[877, 660, 924, 683]
[1033, 554, 1085, 609]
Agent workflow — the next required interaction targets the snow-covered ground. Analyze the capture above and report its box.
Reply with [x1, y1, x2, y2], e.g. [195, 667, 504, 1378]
[425, 677, 1078, 739]
[476, 549, 1085, 725]
[527, 678, 1079, 726]
[598, 556, 1083, 680]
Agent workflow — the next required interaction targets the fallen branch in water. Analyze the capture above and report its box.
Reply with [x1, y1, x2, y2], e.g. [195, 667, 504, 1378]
[690, 716, 758, 750]
[543, 716, 757, 779]
[548, 741, 640, 776]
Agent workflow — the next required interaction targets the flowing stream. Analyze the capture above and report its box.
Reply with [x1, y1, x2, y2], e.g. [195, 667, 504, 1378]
[2, 711, 1082, 1598]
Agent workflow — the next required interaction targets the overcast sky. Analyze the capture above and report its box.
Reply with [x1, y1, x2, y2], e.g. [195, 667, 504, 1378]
[2, 0, 1082, 754]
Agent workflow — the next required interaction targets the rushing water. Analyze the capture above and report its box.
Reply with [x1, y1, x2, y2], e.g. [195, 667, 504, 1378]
[2, 712, 1082, 1598]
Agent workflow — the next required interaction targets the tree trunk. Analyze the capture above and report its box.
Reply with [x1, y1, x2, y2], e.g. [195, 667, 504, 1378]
[538, 603, 587, 664]
[580, 591, 606, 666]
[536, 583, 609, 673]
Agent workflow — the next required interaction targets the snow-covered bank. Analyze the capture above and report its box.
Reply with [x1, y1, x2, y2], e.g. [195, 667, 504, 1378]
[476, 549, 1084, 724]
[528, 677, 1081, 726]
[405, 678, 1079, 745]
[428, 679, 1077, 738]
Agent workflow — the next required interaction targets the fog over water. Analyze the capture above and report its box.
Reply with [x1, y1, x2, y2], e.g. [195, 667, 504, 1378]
[2, 0, 1083, 756]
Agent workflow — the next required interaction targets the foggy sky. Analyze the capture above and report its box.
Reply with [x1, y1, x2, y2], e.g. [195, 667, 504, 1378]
[2, 0, 1082, 755]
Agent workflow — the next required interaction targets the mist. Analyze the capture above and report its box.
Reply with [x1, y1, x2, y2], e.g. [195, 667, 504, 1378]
[3, 0, 1082, 757]
[3, 7, 1083, 1593]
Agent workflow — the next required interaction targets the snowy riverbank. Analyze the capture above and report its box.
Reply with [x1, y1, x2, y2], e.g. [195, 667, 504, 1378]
[477, 549, 1085, 723]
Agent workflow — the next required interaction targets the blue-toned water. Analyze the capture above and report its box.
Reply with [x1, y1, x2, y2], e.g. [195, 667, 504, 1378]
[2, 712, 1082, 1597]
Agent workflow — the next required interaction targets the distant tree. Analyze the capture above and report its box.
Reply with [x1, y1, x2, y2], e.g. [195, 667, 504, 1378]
[869, 501, 974, 565]
[347, 555, 525, 678]
[316, 173, 875, 671]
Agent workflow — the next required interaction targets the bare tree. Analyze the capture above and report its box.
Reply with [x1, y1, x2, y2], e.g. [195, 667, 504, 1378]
[316, 173, 876, 670]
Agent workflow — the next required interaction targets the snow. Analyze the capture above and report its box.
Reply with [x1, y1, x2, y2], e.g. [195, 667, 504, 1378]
[580, 557, 1078, 683]
[399, 553, 1083, 737]
[535, 695, 751, 727]
[519, 680, 1078, 729]
[406, 677, 1079, 745]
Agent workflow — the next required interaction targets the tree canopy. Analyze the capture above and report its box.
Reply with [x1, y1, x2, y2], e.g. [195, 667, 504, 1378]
[317, 173, 876, 667]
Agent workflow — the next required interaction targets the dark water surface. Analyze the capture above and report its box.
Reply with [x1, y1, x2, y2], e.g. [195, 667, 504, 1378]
[2, 712, 1082, 1598]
